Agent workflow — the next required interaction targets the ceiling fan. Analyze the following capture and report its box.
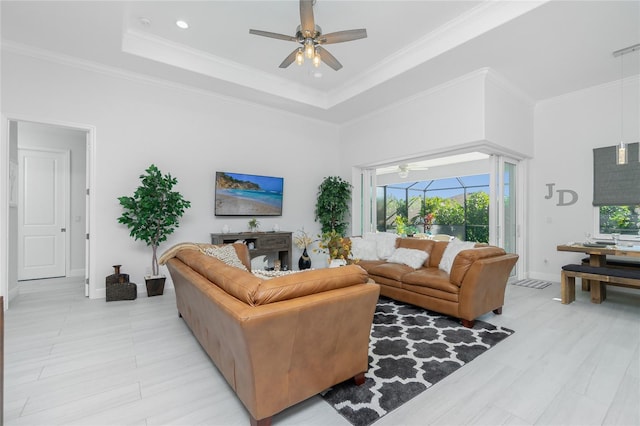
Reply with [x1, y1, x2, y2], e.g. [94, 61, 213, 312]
[249, 0, 367, 71]
[397, 163, 430, 178]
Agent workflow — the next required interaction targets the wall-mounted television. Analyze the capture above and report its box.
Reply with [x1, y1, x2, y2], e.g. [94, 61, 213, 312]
[215, 172, 283, 216]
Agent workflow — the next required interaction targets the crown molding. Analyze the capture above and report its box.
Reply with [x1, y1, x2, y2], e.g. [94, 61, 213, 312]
[0, 40, 339, 126]
[326, 0, 549, 108]
[121, 28, 330, 109]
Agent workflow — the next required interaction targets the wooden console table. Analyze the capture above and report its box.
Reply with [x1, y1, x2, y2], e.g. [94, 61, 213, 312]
[211, 231, 292, 270]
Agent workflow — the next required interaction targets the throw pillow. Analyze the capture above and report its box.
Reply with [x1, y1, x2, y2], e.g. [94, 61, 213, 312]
[387, 247, 429, 269]
[203, 245, 249, 271]
[350, 237, 379, 261]
[438, 239, 476, 274]
[365, 232, 398, 260]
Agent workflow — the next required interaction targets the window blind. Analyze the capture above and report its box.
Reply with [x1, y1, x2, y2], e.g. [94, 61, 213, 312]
[593, 142, 640, 206]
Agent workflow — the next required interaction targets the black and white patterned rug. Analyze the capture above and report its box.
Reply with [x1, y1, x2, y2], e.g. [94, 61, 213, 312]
[321, 297, 514, 426]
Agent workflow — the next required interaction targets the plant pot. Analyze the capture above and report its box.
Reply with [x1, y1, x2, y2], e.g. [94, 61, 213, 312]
[329, 259, 347, 268]
[145, 276, 166, 297]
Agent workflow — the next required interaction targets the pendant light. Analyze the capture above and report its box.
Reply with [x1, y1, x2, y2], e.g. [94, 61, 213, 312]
[613, 43, 640, 165]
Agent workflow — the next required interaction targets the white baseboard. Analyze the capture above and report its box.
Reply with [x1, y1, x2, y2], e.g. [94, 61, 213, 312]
[67, 269, 84, 278]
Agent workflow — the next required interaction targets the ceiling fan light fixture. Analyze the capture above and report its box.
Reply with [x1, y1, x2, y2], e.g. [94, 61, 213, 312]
[304, 38, 315, 59]
[398, 164, 409, 178]
[295, 48, 304, 66]
[313, 50, 321, 67]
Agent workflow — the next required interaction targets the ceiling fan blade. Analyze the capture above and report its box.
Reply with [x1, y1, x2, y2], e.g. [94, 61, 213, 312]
[249, 29, 297, 42]
[279, 49, 299, 68]
[299, 0, 315, 37]
[318, 29, 367, 44]
[316, 46, 342, 71]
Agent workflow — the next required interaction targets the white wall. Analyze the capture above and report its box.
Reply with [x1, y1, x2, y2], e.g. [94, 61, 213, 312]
[340, 70, 488, 169]
[530, 76, 640, 282]
[485, 72, 534, 157]
[2, 51, 340, 297]
[17, 121, 87, 277]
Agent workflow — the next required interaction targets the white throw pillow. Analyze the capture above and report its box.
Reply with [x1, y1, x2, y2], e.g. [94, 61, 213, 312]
[350, 237, 379, 261]
[203, 245, 249, 271]
[438, 239, 476, 274]
[365, 232, 398, 260]
[387, 248, 429, 269]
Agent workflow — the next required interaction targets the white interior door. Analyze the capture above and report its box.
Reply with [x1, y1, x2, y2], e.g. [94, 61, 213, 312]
[18, 148, 69, 280]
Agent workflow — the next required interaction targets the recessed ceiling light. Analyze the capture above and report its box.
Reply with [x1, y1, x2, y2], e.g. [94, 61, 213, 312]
[176, 20, 189, 30]
[139, 17, 151, 27]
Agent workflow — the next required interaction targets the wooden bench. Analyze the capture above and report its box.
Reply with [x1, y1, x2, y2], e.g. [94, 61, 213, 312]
[561, 264, 640, 304]
[579, 257, 640, 291]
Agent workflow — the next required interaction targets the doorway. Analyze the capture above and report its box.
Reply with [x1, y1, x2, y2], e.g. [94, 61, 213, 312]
[353, 148, 526, 280]
[4, 119, 93, 303]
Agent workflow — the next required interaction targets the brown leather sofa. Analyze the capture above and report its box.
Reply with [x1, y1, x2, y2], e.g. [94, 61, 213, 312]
[159, 243, 380, 426]
[356, 238, 518, 327]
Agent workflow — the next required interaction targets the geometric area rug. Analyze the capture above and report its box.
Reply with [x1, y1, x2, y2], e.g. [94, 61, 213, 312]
[321, 297, 514, 426]
[511, 278, 553, 289]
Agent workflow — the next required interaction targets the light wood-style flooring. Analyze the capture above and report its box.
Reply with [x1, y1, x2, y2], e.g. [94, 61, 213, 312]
[4, 277, 639, 425]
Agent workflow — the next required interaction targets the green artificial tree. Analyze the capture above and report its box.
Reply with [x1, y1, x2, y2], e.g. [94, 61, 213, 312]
[118, 164, 191, 277]
[315, 176, 352, 235]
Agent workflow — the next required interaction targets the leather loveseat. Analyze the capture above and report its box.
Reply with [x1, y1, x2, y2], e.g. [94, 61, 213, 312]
[354, 237, 518, 327]
[159, 243, 380, 426]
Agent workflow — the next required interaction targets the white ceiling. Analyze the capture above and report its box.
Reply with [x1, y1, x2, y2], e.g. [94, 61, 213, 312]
[1, 1, 639, 124]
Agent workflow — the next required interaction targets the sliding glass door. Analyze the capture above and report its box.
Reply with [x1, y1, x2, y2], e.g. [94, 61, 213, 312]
[491, 156, 522, 278]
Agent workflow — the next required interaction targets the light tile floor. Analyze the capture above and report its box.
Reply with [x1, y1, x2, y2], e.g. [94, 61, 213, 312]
[4, 277, 640, 425]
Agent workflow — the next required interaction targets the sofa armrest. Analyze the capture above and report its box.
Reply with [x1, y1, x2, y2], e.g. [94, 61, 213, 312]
[457, 253, 518, 320]
[450, 246, 507, 285]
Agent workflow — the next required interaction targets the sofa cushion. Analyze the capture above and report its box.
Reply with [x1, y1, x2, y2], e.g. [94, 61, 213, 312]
[387, 248, 430, 269]
[368, 262, 415, 282]
[251, 265, 369, 305]
[439, 239, 476, 274]
[176, 249, 261, 304]
[202, 244, 249, 271]
[401, 267, 458, 293]
[429, 241, 450, 267]
[449, 246, 507, 286]
[350, 237, 379, 261]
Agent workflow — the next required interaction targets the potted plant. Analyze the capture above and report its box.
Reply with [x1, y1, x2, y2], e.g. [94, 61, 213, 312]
[248, 218, 260, 232]
[118, 164, 191, 296]
[315, 176, 352, 235]
[317, 230, 353, 267]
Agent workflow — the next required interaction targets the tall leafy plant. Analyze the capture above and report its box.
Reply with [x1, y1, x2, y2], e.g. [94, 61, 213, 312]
[315, 176, 352, 235]
[118, 164, 191, 276]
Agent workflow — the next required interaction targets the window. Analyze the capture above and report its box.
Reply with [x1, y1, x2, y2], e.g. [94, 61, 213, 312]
[376, 174, 490, 242]
[593, 143, 640, 237]
[598, 205, 640, 236]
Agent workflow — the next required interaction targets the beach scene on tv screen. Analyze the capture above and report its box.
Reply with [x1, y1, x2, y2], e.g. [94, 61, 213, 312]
[215, 172, 283, 216]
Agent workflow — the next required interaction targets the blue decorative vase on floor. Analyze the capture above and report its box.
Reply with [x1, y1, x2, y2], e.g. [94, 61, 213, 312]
[298, 248, 312, 270]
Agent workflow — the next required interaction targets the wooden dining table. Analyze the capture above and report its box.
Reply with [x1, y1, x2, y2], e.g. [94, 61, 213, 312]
[557, 243, 640, 302]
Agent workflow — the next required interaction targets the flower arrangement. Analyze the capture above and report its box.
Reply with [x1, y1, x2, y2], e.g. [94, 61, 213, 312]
[424, 213, 434, 233]
[317, 230, 352, 260]
[293, 228, 315, 250]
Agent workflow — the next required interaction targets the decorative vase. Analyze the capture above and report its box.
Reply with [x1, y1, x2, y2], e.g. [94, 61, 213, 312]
[298, 248, 312, 270]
